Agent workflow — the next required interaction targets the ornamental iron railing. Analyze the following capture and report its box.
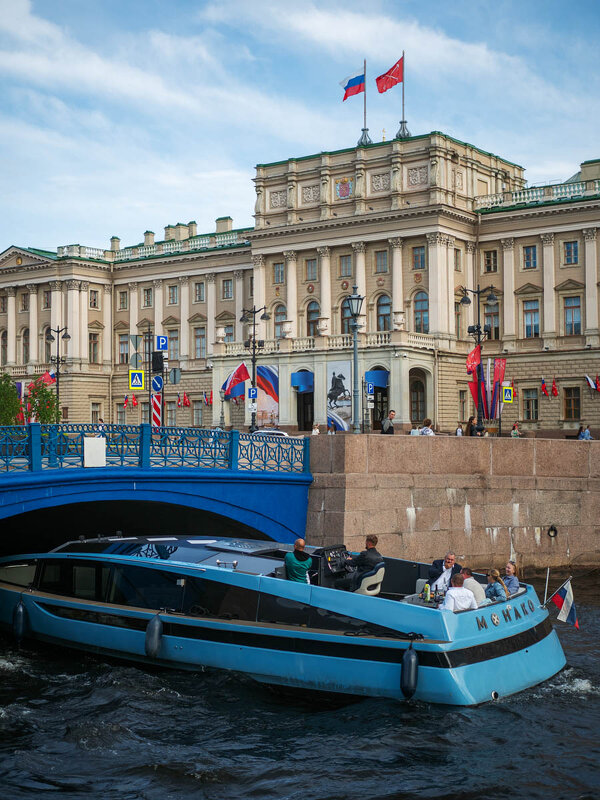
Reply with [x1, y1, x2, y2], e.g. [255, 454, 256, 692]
[0, 424, 310, 474]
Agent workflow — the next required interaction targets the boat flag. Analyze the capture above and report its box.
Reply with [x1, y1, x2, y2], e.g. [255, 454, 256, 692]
[132, 394, 138, 407]
[123, 395, 129, 408]
[340, 69, 365, 101]
[551, 579, 579, 629]
[177, 394, 182, 408]
[183, 392, 191, 407]
[551, 377, 558, 397]
[376, 55, 404, 93]
[541, 377, 549, 397]
[222, 362, 250, 397]
[466, 345, 481, 375]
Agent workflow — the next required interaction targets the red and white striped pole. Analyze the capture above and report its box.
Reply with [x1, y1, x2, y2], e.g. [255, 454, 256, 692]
[152, 393, 162, 427]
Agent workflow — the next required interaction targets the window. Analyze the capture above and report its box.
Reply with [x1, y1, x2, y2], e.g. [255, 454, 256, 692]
[454, 249, 461, 271]
[193, 401, 203, 426]
[168, 330, 179, 360]
[119, 334, 129, 364]
[564, 241, 578, 265]
[89, 290, 99, 309]
[168, 285, 178, 305]
[273, 263, 285, 284]
[484, 250, 498, 273]
[194, 327, 206, 358]
[222, 279, 233, 299]
[341, 298, 352, 334]
[38, 559, 111, 601]
[117, 406, 126, 424]
[42, 290, 51, 310]
[0, 331, 6, 365]
[118, 290, 128, 310]
[564, 387, 580, 420]
[340, 255, 352, 277]
[458, 390, 467, 421]
[0, 296, 6, 313]
[523, 245, 537, 269]
[44, 328, 52, 362]
[410, 380, 425, 423]
[375, 251, 388, 273]
[91, 402, 101, 423]
[523, 389, 538, 421]
[21, 294, 29, 312]
[377, 295, 391, 331]
[484, 303, 500, 340]
[224, 324, 234, 342]
[194, 282, 205, 303]
[306, 301, 320, 336]
[0, 560, 36, 587]
[564, 296, 581, 335]
[524, 300, 540, 338]
[143, 287, 153, 308]
[455, 302, 461, 338]
[306, 258, 317, 281]
[414, 292, 429, 333]
[22, 328, 29, 364]
[274, 304, 287, 339]
[89, 333, 100, 363]
[412, 246, 425, 270]
[141, 402, 149, 422]
[167, 401, 176, 426]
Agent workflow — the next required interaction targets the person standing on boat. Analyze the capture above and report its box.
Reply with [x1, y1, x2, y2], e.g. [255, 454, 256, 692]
[439, 574, 478, 612]
[284, 539, 313, 583]
[460, 567, 486, 605]
[335, 535, 383, 591]
[428, 552, 462, 592]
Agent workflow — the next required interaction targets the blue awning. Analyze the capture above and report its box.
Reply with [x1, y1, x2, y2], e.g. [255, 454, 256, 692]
[365, 369, 389, 388]
[291, 371, 314, 394]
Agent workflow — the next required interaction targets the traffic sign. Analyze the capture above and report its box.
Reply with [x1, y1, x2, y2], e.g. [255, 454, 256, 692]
[156, 335, 168, 351]
[130, 353, 142, 369]
[248, 401, 257, 413]
[169, 368, 181, 385]
[129, 370, 144, 390]
[366, 382, 374, 395]
[248, 387, 258, 399]
[151, 375, 163, 392]
[503, 387, 513, 403]
[130, 335, 143, 351]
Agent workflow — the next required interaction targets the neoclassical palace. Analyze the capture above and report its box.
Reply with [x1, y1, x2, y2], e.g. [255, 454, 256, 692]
[1, 131, 599, 434]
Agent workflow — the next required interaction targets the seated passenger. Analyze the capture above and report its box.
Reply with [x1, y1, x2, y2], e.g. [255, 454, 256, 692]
[429, 552, 462, 592]
[284, 538, 312, 584]
[485, 569, 509, 601]
[461, 567, 486, 605]
[503, 560, 520, 595]
[439, 574, 477, 612]
[335, 534, 382, 592]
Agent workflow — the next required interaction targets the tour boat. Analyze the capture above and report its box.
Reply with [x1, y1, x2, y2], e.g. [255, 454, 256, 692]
[0, 536, 566, 706]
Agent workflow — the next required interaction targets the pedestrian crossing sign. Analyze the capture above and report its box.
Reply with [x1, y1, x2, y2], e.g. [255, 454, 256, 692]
[503, 387, 513, 403]
[129, 370, 145, 390]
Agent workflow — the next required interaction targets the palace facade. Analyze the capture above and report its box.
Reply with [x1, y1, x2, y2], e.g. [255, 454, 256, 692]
[1, 131, 599, 434]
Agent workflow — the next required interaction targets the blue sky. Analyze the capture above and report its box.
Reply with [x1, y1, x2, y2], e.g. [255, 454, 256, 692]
[1, 0, 599, 251]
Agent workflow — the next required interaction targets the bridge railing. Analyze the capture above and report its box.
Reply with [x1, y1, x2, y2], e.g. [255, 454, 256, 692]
[0, 424, 310, 474]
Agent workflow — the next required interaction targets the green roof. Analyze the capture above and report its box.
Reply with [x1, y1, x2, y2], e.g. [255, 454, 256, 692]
[25, 247, 57, 259]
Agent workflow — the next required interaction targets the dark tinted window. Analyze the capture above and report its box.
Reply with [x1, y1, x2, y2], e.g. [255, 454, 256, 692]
[0, 560, 37, 587]
[258, 593, 311, 626]
[108, 565, 185, 611]
[182, 577, 258, 621]
[39, 559, 110, 601]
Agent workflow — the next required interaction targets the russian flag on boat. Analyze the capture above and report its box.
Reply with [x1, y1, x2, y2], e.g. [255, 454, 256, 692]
[552, 579, 579, 629]
[340, 70, 365, 101]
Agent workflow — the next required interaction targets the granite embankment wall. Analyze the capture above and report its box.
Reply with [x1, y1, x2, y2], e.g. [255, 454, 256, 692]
[307, 436, 600, 569]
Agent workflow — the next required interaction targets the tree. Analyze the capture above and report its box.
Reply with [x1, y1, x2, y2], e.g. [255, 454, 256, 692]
[27, 378, 60, 423]
[0, 373, 21, 425]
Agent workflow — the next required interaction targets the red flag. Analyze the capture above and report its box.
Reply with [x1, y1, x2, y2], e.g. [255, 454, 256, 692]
[183, 392, 191, 407]
[376, 55, 404, 94]
[596, 375, 600, 392]
[177, 394, 182, 408]
[209, 390, 213, 406]
[132, 394, 138, 407]
[123, 395, 129, 408]
[541, 378, 549, 397]
[511, 379, 518, 399]
[466, 345, 481, 375]
[551, 378, 558, 397]
[467, 378, 479, 409]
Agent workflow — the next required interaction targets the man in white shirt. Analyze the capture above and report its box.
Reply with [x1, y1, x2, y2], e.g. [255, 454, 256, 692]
[439, 574, 478, 612]
[429, 552, 462, 592]
[461, 567, 486, 605]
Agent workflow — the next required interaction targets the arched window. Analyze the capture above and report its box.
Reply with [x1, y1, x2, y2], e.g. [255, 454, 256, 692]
[0, 331, 7, 366]
[306, 301, 320, 337]
[274, 304, 287, 339]
[341, 298, 352, 334]
[44, 327, 52, 363]
[410, 379, 425, 423]
[22, 328, 29, 364]
[377, 295, 391, 331]
[414, 292, 429, 334]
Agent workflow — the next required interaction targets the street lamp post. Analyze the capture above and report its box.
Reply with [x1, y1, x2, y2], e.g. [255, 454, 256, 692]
[239, 305, 271, 432]
[219, 388, 226, 428]
[45, 326, 70, 414]
[347, 285, 364, 435]
[460, 284, 498, 434]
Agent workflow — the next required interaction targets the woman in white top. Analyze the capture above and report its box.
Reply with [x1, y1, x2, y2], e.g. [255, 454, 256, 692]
[311, 423, 320, 436]
[419, 418, 435, 436]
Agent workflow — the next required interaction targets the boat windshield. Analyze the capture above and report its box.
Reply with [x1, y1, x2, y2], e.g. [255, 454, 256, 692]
[56, 539, 219, 565]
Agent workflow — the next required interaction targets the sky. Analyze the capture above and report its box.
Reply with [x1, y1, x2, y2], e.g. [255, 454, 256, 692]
[1, 0, 599, 252]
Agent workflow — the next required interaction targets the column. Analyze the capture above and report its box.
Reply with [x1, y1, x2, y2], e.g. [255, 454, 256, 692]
[26, 284, 38, 363]
[446, 236, 456, 337]
[465, 242, 476, 329]
[153, 280, 163, 338]
[426, 233, 445, 335]
[252, 255, 267, 339]
[501, 238, 515, 344]
[389, 238, 405, 330]
[50, 280, 62, 333]
[351, 242, 367, 312]
[206, 273, 216, 354]
[103, 285, 111, 365]
[541, 232, 556, 342]
[79, 282, 89, 363]
[583, 228, 599, 343]
[284, 250, 298, 338]
[179, 276, 190, 362]
[6, 287, 16, 365]
[128, 282, 139, 337]
[317, 247, 331, 335]
[66, 280, 80, 360]
[234, 270, 244, 342]
[397, 353, 411, 425]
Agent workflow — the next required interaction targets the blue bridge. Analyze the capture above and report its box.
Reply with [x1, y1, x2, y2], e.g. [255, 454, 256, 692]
[0, 425, 312, 556]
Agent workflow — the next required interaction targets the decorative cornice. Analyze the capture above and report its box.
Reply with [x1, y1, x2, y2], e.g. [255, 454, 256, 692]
[351, 241, 366, 254]
[103, 284, 111, 294]
[128, 282, 138, 291]
[153, 279, 163, 288]
[283, 250, 297, 262]
[446, 236, 456, 248]
[388, 237, 403, 249]
[251, 254, 265, 268]
[66, 279, 80, 290]
[514, 282, 543, 296]
[206, 272, 216, 283]
[6, 286, 16, 296]
[583, 228, 597, 241]
[26, 283, 38, 294]
[233, 270, 244, 280]
[466, 241, 477, 254]
[178, 275, 190, 284]
[80, 281, 90, 291]
[317, 246, 331, 258]
[426, 232, 445, 245]
[50, 281, 62, 291]
[540, 233, 554, 246]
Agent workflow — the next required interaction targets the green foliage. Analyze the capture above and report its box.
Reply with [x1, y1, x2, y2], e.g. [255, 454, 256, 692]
[27, 379, 60, 423]
[0, 373, 22, 425]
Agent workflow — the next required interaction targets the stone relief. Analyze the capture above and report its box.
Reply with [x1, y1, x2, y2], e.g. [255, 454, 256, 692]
[453, 170, 464, 190]
[371, 172, 391, 193]
[301, 185, 320, 204]
[269, 190, 287, 209]
[407, 166, 428, 186]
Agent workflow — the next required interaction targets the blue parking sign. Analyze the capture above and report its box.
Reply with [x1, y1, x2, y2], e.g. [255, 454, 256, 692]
[366, 382, 374, 395]
[156, 335, 168, 351]
[248, 387, 258, 399]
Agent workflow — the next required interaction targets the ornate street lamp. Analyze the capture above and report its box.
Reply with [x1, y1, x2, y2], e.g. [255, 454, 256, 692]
[346, 285, 364, 435]
[45, 326, 70, 412]
[219, 388, 226, 428]
[459, 284, 498, 434]
[239, 305, 271, 432]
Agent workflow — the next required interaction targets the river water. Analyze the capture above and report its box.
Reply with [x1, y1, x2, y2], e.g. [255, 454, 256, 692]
[1, 573, 598, 800]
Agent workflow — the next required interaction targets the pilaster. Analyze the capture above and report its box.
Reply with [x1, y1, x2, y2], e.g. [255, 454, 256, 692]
[583, 228, 599, 345]
[465, 242, 476, 329]
[541, 232, 556, 344]
[6, 287, 16, 365]
[389, 238, 405, 330]
[501, 238, 515, 346]
[351, 241, 367, 323]
[66, 279, 80, 360]
[426, 233, 446, 335]
[26, 284, 38, 363]
[179, 276, 190, 361]
[128, 282, 138, 335]
[79, 282, 89, 364]
[234, 270, 244, 343]
[153, 279, 163, 338]
[103, 285, 112, 365]
[206, 273, 216, 354]
[284, 250, 298, 338]
[317, 247, 331, 335]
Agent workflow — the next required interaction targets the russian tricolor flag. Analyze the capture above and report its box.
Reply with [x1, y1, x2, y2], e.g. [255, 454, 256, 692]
[340, 70, 365, 101]
[552, 580, 579, 629]
[222, 362, 250, 398]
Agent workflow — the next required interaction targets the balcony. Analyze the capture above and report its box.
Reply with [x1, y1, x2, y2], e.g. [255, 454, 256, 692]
[475, 179, 600, 212]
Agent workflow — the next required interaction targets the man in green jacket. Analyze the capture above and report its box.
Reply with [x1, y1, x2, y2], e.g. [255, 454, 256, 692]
[284, 538, 313, 583]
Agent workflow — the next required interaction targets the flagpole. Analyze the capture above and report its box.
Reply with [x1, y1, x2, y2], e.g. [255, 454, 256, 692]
[543, 575, 572, 607]
[357, 58, 372, 146]
[396, 51, 410, 139]
[543, 567, 550, 604]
